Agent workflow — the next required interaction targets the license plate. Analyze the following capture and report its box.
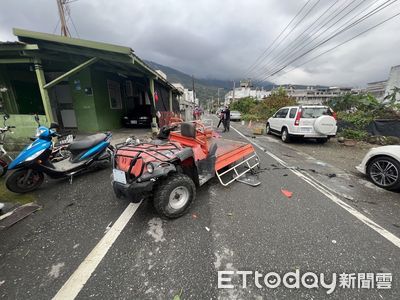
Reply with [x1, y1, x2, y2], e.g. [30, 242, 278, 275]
[130, 120, 138, 124]
[113, 169, 127, 184]
[300, 127, 313, 133]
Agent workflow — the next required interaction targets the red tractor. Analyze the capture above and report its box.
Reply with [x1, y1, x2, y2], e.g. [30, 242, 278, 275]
[111, 119, 260, 218]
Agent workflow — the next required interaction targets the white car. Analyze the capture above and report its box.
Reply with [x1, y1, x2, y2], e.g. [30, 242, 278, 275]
[230, 110, 242, 121]
[356, 145, 400, 191]
[266, 105, 337, 143]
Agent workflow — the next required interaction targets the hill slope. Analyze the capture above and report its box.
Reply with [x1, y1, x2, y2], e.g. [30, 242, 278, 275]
[144, 60, 273, 106]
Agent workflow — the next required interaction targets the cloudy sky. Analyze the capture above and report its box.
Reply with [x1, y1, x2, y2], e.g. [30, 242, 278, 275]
[1, 0, 400, 87]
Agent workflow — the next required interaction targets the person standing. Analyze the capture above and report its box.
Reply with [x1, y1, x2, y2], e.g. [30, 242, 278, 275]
[223, 106, 230, 132]
[217, 109, 224, 128]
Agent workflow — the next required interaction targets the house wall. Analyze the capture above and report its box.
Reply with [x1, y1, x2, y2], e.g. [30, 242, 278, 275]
[68, 68, 99, 132]
[0, 65, 43, 115]
[90, 69, 124, 131]
[3, 114, 47, 151]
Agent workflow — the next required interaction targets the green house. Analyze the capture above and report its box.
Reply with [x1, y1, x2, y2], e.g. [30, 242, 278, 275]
[0, 28, 181, 138]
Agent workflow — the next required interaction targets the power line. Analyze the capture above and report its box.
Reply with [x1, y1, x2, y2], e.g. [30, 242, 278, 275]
[258, 0, 398, 82]
[252, 0, 362, 81]
[250, 0, 342, 81]
[243, 0, 314, 77]
[253, 0, 366, 82]
[270, 10, 400, 82]
[249, 0, 323, 78]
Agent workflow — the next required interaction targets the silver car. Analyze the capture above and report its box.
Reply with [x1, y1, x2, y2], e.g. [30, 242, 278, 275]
[230, 110, 242, 121]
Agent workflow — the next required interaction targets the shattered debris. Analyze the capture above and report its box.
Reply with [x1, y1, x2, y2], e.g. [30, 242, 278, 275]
[0, 203, 41, 230]
[281, 189, 293, 198]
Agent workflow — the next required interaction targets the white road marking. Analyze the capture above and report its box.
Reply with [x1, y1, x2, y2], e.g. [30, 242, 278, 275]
[231, 125, 400, 249]
[52, 202, 141, 300]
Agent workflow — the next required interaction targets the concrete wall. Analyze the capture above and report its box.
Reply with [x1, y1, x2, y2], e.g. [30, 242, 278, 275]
[91, 70, 124, 131]
[3, 114, 47, 151]
[68, 68, 99, 132]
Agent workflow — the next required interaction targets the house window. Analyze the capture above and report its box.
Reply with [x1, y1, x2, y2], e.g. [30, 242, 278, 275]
[107, 80, 122, 109]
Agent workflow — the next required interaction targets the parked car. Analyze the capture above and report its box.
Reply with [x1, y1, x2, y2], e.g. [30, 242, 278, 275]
[266, 105, 337, 143]
[122, 106, 152, 128]
[230, 110, 242, 121]
[356, 145, 400, 191]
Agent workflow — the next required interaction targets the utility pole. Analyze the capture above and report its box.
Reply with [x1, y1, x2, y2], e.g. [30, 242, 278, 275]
[217, 88, 223, 107]
[232, 81, 236, 103]
[57, 0, 71, 37]
[192, 75, 196, 105]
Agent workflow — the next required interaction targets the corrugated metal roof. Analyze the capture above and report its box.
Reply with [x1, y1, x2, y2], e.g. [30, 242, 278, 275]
[11, 28, 180, 93]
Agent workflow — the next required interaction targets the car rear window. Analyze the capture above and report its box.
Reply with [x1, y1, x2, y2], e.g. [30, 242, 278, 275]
[301, 107, 332, 118]
[289, 108, 297, 118]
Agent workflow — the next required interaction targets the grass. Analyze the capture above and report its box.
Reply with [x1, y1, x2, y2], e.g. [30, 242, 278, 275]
[0, 178, 36, 205]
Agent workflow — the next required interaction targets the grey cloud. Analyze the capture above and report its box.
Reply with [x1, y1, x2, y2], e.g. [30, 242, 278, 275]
[0, 0, 399, 86]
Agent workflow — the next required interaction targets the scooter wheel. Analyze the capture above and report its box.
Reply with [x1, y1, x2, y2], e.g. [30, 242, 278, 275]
[0, 165, 7, 177]
[6, 169, 44, 194]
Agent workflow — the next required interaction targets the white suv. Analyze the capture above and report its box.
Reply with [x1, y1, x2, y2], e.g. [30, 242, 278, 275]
[266, 105, 337, 143]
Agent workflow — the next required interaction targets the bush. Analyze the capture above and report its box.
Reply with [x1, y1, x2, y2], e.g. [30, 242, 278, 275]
[230, 97, 257, 115]
[231, 87, 297, 121]
[339, 129, 368, 141]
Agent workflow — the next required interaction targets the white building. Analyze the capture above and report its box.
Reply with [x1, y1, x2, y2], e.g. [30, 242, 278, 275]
[366, 64, 400, 103]
[366, 80, 387, 100]
[384, 65, 400, 103]
[224, 88, 271, 103]
[172, 83, 198, 121]
[280, 86, 353, 105]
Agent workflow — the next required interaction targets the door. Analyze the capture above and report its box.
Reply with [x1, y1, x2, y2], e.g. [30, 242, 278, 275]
[270, 108, 289, 131]
[53, 83, 77, 128]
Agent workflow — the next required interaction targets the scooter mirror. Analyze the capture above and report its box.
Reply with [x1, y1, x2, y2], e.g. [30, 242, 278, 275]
[3, 113, 9, 120]
[34, 114, 40, 125]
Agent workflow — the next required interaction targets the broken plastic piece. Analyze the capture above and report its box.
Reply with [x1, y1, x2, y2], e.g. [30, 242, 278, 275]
[281, 189, 293, 198]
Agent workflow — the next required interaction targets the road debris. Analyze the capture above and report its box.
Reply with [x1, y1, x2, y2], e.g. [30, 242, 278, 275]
[205, 226, 210, 232]
[327, 173, 337, 178]
[281, 189, 293, 198]
[104, 221, 113, 233]
[192, 213, 198, 219]
[0, 202, 41, 230]
[173, 289, 183, 300]
[332, 240, 337, 244]
[227, 213, 233, 217]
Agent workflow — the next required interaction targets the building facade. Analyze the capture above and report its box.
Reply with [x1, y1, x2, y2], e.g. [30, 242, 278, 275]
[281, 86, 354, 105]
[0, 28, 181, 137]
[366, 64, 400, 103]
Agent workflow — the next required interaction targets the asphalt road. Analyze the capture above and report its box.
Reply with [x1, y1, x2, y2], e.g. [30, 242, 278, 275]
[1, 118, 399, 299]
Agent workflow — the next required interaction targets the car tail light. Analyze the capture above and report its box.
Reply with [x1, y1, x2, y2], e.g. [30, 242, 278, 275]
[294, 109, 302, 126]
[332, 111, 337, 120]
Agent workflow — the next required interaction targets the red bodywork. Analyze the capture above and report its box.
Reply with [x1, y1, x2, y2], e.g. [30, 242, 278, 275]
[115, 120, 256, 178]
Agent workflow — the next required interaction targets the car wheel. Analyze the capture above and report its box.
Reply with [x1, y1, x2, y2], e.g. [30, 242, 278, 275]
[153, 173, 196, 218]
[281, 128, 291, 143]
[367, 156, 400, 191]
[266, 123, 271, 135]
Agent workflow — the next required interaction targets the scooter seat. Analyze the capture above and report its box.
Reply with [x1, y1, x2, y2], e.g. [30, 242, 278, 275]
[68, 133, 106, 151]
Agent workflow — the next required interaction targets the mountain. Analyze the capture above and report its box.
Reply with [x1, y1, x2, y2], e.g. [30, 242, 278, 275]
[144, 60, 273, 106]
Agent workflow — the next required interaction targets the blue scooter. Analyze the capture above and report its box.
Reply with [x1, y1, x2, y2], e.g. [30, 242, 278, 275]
[6, 115, 113, 193]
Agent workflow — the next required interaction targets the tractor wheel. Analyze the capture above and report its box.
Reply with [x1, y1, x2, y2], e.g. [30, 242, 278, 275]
[153, 173, 195, 219]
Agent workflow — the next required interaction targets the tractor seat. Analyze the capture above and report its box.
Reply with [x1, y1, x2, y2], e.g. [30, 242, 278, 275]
[68, 133, 107, 151]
